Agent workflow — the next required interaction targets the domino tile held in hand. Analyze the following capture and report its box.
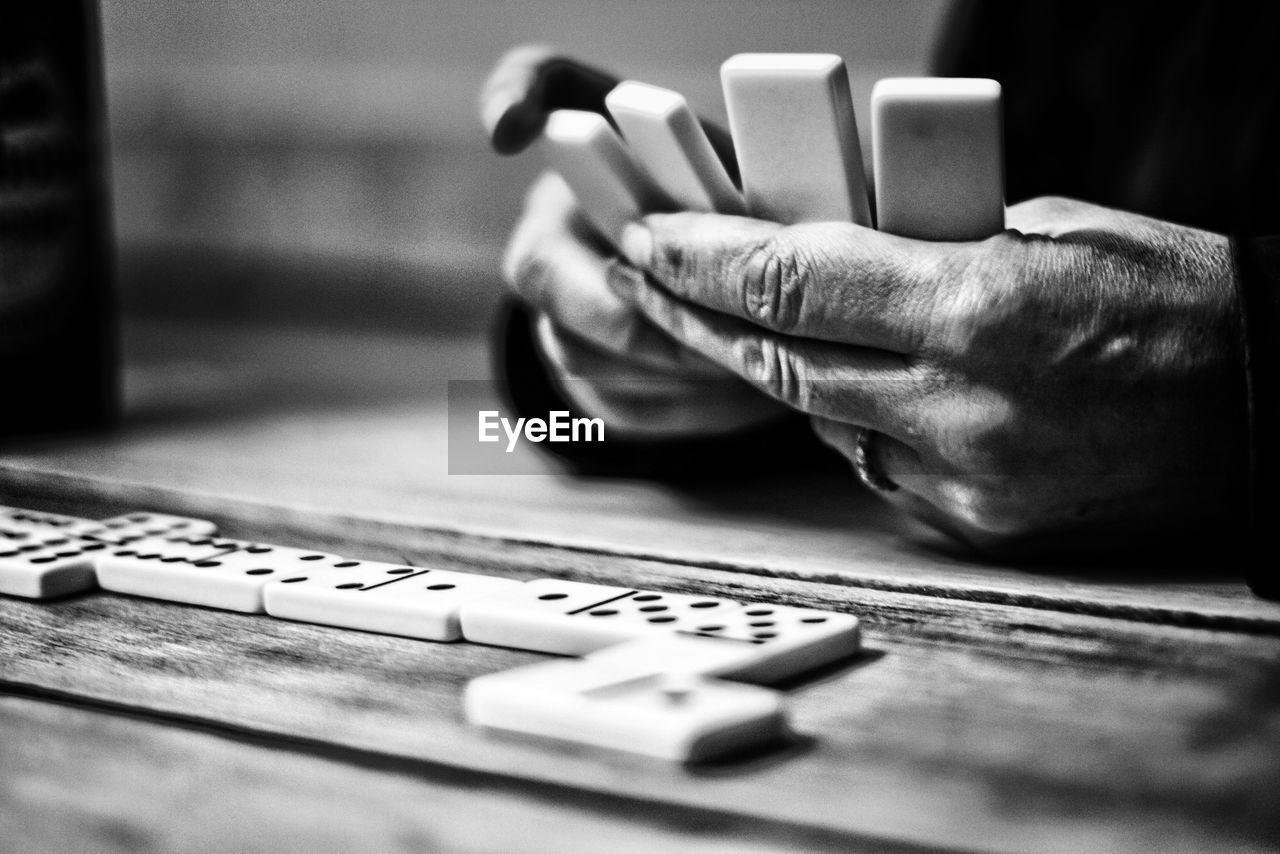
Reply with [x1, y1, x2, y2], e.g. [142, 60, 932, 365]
[720, 53, 872, 225]
[604, 80, 744, 214]
[871, 77, 1004, 241]
[541, 109, 673, 243]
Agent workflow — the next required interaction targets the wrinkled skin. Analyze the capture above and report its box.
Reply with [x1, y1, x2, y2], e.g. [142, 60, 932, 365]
[487, 47, 1249, 557]
[488, 46, 784, 439]
[504, 172, 789, 438]
[610, 199, 1248, 556]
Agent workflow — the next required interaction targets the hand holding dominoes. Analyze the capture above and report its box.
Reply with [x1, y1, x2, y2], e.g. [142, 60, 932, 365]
[490, 49, 1243, 558]
[491, 51, 1003, 442]
[494, 89, 783, 435]
[2, 505, 862, 762]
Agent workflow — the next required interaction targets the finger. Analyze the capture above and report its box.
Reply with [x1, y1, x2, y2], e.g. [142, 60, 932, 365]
[1006, 196, 1207, 257]
[535, 313, 734, 383]
[613, 264, 921, 436]
[1004, 195, 1117, 237]
[619, 212, 954, 352]
[809, 416, 922, 484]
[808, 416, 974, 537]
[541, 318, 784, 438]
[504, 175, 734, 375]
[480, 45, 620, 154]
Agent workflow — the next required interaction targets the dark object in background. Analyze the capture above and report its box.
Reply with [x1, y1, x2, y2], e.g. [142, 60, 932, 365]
[0, 2, 116, 437]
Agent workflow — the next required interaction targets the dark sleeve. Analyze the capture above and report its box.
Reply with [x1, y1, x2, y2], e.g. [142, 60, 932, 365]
[491, 299, 838, 481]
[936, 0, 1280, 597]
[1233, 235, 1280, 599]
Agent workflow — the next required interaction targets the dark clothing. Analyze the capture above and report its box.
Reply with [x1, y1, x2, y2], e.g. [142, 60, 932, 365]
[937, 0, 1280, 235]
[935, 1, 1280, 596]
[496, 0, 1280, 594]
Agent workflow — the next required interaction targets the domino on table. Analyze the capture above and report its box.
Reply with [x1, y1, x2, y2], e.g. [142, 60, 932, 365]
[1, 506, 101, 537]
[465, 658, 786, 762]
[82, 512, 220, 543]
[96, 542, 342, 613]
[459, 579, 860, 682]
[540, 109, 673, 242]
[0, 534, 107, 598]
[585, 602, 862, 685]
[604, 80, 744, 214]
[264, 562, 521, 641]
[458, 578, 740, 656]
[871, 77, 1004, 241]
[720, 53, 872, 225]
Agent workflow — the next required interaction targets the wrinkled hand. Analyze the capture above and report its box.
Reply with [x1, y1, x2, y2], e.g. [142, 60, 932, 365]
[485, 47, 784, 437]
[610, 196, 1249, 556]
[503, 172, 788, 436]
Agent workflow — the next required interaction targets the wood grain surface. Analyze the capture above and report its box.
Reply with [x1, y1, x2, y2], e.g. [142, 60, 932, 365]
[0, 696, 867, 854]
[3, 578, 1279, 854]
[3, 320, 1279, 853]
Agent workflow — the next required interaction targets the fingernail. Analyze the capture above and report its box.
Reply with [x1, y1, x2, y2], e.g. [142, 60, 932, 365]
[620, 223, 652, 268]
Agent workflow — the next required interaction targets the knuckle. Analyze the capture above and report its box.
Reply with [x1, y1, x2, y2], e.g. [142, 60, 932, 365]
[529, 169, 569, 201]
[938, 479, 1029, 547]
[925, 240, 1049, 358]
[737, 236, 810, 332]
[741, 335, 809, 408]
[1008, 194, 1074, 222]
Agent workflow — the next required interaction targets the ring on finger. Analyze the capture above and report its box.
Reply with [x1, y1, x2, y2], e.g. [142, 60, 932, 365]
[854, 428, 899, 493]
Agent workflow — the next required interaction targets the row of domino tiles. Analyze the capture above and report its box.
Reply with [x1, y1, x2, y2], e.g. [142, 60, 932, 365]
[538, 53, 1004, 242]
[1, 506, 861, 762]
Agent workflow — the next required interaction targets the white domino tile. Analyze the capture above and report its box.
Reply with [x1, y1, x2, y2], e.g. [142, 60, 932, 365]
[569, 588, 743, 638]
[83, 512, 219, 543]
[0, 526, 82, 549]
[583, 633, 761, 678]
[459, 577, 639, 655]
[720, 53, 872, 225]
[96, 543, 341, 613]
[0, 507, 101, 537]
[541, 109, 673, 242]
[459, 578, 858, 676]
[464, 658, 786, 762]
[586, 604, 861, 685]
[604, 80, 744, 214]
[0, 498, 866, 767]
[264, 563, 521, 641]
[0, 536, 107, 599]
[871, 77, 1004, 241]
[99, 535, 239, 564]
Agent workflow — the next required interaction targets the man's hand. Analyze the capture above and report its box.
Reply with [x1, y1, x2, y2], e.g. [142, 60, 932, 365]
[486, 47, 782, 437]
[504, 172, 787, 437]
[480, 45, 738, 172]
[610, 196, 1249, 556]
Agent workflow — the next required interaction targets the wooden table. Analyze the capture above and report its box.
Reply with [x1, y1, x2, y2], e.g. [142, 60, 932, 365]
[3, 318, 1278, 853]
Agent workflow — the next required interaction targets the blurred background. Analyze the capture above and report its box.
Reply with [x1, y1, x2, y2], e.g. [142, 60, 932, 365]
[103, 0, 948, 336]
